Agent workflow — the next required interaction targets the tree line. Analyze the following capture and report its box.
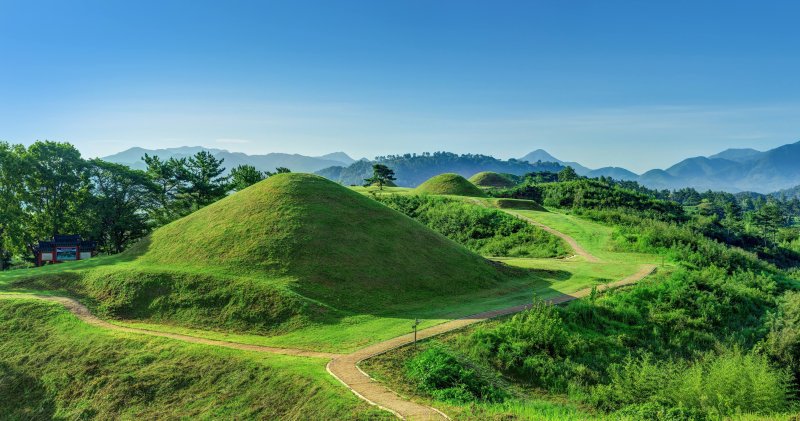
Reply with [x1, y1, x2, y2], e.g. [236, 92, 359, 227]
[0, 140, 285, 269]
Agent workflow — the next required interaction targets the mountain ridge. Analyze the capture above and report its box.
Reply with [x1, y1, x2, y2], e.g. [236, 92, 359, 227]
[517, 141, 800, 193]
[103, 146, 355, 174]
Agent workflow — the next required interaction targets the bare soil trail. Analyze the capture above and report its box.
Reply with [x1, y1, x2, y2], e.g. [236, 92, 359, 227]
[0, 216, 657, 420]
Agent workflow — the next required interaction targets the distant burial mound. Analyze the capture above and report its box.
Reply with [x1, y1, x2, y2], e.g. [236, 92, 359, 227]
[57, 173, 508, 330]
[469, 171, 516, 188]
[414, 173, 487, 197]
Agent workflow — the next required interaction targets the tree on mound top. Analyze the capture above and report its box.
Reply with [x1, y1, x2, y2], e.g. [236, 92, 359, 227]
[414, 173, 487, 197]
[363, 164, 396, 190]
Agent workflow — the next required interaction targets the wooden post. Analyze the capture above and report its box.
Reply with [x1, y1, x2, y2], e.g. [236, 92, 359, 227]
[412, 318, 420, 347]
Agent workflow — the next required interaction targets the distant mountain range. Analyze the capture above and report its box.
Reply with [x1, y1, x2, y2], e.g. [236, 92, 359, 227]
[103, 146, 356, 174]
[316, 152, 563, 187]
[103, 140, 800, 194]
[518, 141, 800, 194]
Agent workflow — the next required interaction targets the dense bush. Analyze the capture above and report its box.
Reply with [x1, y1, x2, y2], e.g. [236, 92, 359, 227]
[591, 350, 793, 417]
[464, 300, 587, 391]
[376, 195, 568, 258]
[492, 179, 685, 221]
[405, 344, 507, 404]
[763, 290, 800, 385]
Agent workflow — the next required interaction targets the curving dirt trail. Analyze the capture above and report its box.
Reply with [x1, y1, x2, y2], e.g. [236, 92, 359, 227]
[0, 293, 340, 359]
[512, 213, 600, 262]
[326, 263, 657, 420]
[0, 217, 657, 420]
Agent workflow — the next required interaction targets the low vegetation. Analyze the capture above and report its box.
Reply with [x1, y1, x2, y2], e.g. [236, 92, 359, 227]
[376, 195, 568, 258]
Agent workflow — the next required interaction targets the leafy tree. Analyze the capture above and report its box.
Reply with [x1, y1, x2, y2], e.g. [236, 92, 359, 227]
[20, 141, 90, 258]
[180, 151, 228, 210]
[0, 142, 25, 269]
[267, 167, 291, 176]
[142, 154, 187, 224]
[229, 164, 266, 191]
[557, 166, 579, 182]
[752, 202, 785, 244]
[363, 164, 396, 190]
[86, 160, 158, 253]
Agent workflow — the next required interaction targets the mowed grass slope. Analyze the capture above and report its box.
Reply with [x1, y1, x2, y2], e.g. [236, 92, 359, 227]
[414, 173, 487, 197]
[129, 173, 512, 304]
[468, 171, 516, 188]
[0, 299, 387, 420]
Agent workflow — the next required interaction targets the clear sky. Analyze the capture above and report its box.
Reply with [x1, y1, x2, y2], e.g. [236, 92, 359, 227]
[2, 0, 799, 172]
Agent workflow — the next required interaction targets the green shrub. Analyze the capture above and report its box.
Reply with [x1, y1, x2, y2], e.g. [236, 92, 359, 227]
[405, 344, 507, 404]
[377, 195, 567, 258]
[763, 290, 800, 386]
[465, 300, 588, 390]
[591, 349, 793, 417]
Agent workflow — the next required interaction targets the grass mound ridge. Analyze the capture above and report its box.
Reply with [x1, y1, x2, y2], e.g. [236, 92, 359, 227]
[469, 172, 516, 188]
[414, 173, 487, 197]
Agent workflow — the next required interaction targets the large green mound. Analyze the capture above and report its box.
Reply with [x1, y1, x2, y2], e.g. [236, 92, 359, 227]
[18, 174, 515, 334]
[469, 171, 516, 188]
[134, 173, 502, 287]
[414, 173, 487, 197]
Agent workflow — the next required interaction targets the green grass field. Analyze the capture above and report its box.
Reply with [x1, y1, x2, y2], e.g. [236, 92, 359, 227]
[0, 298, 387, 420]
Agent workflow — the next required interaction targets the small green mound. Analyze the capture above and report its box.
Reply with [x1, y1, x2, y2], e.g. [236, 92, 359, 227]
[415, 173, 486, 197]
[494, 198, 545, 211]
[469, 172, 516, 188]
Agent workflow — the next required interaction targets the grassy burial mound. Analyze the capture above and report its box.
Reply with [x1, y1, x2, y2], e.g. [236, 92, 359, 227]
[16, 173, 515, 334]
[414, 173, 487, 197]
[468, 171, 517, 188]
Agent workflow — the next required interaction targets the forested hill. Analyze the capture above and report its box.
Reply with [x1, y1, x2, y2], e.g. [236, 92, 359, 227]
[316, 152, 564, 187]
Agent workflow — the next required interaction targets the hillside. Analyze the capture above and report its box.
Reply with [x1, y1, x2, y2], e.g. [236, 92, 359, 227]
[468, 171, 517, 188]
[104, 147, 354, 173]
[0, 299, 386, 420]
[316, 152, 563, 187]
[414, 173, 486, 197]
[17, 173, 512, 333]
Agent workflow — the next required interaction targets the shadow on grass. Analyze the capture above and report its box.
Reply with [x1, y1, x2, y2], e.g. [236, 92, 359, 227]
[0, 362, 56, 420]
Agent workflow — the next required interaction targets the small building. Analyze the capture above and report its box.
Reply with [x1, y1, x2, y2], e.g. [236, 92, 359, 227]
[36, 235, 97, 266]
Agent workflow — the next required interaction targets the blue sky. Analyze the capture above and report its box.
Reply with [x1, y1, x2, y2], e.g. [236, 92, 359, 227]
[1, 0, 799, 172]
